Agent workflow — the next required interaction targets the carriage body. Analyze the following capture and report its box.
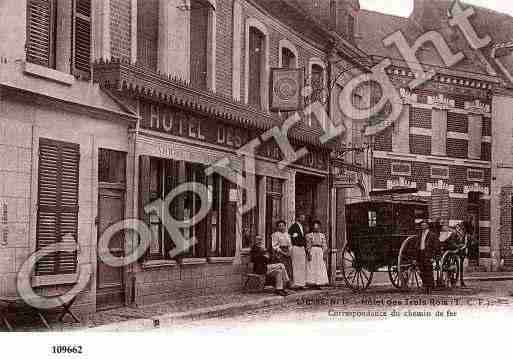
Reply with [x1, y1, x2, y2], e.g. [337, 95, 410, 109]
[341, 199, 429, 291]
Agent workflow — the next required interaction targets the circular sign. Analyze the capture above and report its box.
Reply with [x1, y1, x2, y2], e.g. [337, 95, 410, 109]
[274, 77, 299, 101]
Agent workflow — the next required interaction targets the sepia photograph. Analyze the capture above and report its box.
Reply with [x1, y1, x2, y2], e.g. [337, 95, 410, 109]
[1, 0, 513, 357]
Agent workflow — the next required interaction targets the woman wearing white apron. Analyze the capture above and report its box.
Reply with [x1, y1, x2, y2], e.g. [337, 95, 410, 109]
[306, 220, 329, 288]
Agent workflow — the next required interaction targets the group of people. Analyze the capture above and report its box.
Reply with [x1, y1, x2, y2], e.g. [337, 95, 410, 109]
[414, 217, 472, 294]
[250, 215, 329, 296]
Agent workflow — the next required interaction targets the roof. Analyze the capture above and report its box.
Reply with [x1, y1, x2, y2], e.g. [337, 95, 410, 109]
[92, 59, 333, 149]
[355, 1, 513, 80]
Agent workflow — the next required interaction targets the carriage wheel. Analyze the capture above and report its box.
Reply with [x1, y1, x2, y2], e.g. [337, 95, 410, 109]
[440, 251, 460, 288]
[387, 263, 401, 289]
[340, 243, 374, 292]
[397, 236, 423, 291]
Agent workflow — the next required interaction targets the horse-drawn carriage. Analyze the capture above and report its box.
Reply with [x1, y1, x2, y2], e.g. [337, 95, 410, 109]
[340, 197, 468, 292]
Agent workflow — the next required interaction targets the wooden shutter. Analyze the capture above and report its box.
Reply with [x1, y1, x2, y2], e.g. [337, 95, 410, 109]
[26, 0, 56, 67]
[36, 139, 80, 276]
[72, 0, 91, 77]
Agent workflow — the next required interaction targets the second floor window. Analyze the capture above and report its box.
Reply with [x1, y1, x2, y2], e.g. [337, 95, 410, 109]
[281, 47, 296, 69]
[190, 0, 210, 89]
[311, 64, 324, 104]
[248, 27, 265, 109]
[26, 0, 91, 76]
[137, 0, 159, 70]
[26, 0, 56, 68]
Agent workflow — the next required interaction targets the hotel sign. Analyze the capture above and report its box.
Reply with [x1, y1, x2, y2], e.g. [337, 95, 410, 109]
[141, 101, 328, 171]
[140, 102, 251, 149]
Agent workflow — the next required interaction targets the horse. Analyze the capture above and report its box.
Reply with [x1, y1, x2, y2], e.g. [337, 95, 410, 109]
[439, 222, 469, 288]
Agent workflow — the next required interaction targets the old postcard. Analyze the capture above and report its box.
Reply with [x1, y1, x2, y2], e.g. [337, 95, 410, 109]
[1, 0, 513, 357]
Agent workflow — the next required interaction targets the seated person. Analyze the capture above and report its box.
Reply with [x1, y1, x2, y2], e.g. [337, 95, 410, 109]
[250, 236, 290, 296]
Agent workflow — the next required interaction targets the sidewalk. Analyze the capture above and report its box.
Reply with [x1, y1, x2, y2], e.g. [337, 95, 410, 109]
[80, 287, 343, 331]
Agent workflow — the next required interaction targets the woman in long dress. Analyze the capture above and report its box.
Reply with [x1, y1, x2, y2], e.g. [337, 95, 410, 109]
[271, 220, 293, 284]
[306, 220, 329, 288]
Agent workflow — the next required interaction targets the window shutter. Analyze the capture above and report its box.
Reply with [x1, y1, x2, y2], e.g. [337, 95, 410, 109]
[26, 0, 55, 67]
[72, 0, 91, 77]
[36, 139, 80, 276]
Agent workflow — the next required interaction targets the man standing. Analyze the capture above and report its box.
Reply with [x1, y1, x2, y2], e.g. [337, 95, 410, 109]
[289, 214, 307, 289]
[417, 220, 440, 294]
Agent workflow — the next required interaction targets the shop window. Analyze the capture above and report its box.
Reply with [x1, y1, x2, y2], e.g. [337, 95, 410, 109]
[139, 157, 235, 260]
[265, 177, 284, 247]
[242, 176, 260, 249]
[99, 149, 126, 184]
[35, 138, 80, 277]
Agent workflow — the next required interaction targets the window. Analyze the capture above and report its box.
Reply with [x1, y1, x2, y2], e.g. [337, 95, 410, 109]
[430, 165, 449, 180]
[26, 0, 91, 76]
[72, 0, 92, 76]
[248, 27, 265, 109]
[368, 211, 377, 227]
[26, 0, 57, 68]
[281, 47, 296, 69]
[190, 0, 211, 89]
[352, 121, 364, 165]
[431, 188, 450, 224]
[242, 176, 260, 249]
[467, 168, 484, 182]
[391, 162, 411, 176]
[139, 157, 235, 260]
[137, 0, 159, 70]
[99, 149, 126, 183]
[36, 138, 80, 277]
[310, 64, 324, 104]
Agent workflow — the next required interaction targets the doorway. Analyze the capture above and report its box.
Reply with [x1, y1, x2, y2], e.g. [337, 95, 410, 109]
[295, 173, 322, 231]
[96, 149, 127, 310]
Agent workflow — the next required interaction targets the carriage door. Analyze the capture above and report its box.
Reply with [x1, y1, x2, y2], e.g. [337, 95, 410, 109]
[96, 149, 127, 310]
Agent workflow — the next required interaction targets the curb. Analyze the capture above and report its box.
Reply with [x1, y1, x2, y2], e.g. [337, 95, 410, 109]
[86, 288, 342, 331]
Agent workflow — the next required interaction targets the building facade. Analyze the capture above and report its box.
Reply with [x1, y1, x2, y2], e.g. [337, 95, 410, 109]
[1, 0, 370, 314]
[355, 0, 513, 270]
